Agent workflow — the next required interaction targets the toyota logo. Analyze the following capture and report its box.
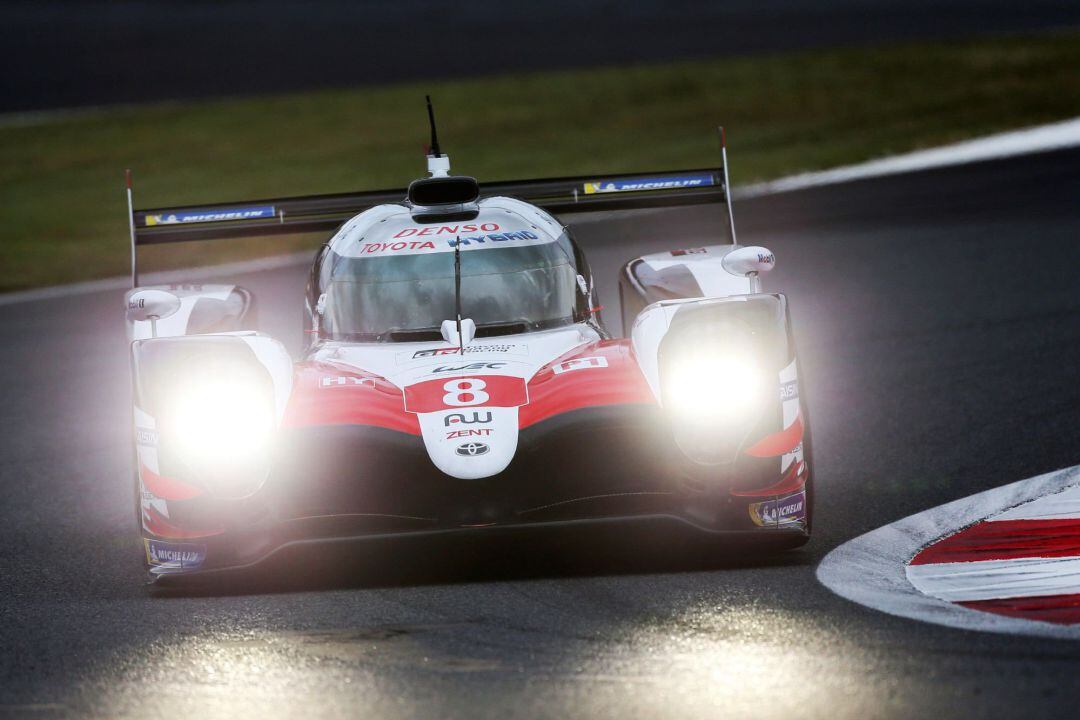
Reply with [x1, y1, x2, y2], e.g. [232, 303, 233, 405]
[455, 442, 490, 457]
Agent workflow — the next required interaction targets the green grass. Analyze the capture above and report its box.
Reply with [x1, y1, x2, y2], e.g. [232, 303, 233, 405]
[2, 31, 1078, 291]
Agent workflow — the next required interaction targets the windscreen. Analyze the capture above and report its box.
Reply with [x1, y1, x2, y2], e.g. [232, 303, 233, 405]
[321, 241, 579, 341]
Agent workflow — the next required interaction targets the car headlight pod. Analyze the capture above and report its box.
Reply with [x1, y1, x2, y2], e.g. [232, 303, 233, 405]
[656, 296, 791, 465]
[165, 373, 275, 470]
[132, 334, 289, 499]
[663, 351, 767, 423]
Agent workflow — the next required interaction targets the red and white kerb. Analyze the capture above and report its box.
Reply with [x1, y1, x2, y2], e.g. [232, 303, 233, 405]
[906, 484, 1080, 625]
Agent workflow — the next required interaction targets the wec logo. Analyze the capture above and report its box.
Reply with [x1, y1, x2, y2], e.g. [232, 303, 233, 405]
[432, 362, 506, 374]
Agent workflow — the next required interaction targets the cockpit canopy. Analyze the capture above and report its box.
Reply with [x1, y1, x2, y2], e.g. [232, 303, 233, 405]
[310, 198, 590, 342]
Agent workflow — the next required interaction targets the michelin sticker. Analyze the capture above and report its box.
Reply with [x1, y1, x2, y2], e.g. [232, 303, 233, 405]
[145, 205, 276, 226]
[748, 491, 806, 527]
[144, 539, 207, 569]
[583, 174, 715, 194]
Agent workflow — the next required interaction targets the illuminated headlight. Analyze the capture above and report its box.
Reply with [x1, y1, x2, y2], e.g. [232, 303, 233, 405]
[664, 353, 766, 423]
[166, 376, 274, 470]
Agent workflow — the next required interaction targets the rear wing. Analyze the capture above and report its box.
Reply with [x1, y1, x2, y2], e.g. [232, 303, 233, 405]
[126, 128, 739, 285]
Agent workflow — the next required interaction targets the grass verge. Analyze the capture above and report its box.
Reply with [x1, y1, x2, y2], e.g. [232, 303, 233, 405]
[1, 31, 1078, 291]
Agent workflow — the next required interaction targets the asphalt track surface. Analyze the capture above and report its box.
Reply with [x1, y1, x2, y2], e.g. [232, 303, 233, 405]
[1, 147, 1079, 718]
[3, 0, 1080, 113]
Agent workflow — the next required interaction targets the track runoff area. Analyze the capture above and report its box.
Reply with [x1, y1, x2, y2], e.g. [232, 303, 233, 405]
[805, 122, 1080, 639]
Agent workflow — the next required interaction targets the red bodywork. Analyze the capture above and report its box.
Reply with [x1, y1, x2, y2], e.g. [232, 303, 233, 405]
[282, 339, 656, 434]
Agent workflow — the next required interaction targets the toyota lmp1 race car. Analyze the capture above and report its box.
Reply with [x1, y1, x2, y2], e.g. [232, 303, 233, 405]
[123, 107, 812, 582]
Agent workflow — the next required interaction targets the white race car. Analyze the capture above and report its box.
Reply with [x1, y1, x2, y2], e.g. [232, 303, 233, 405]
[123, 105, 811, 581]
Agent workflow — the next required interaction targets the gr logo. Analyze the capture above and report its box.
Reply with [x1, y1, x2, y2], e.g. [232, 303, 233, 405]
[444, 411, 492, 427]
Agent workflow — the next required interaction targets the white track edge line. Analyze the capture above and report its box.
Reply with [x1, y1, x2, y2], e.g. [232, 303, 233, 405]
[4, 115, 1078, 307]
[737, 116, 1080, 198]
[993, 483, 1080, 521]
[0, 252, 313, 307]
[906, 556, 1080, 603]
[816, 464, 1080, 638]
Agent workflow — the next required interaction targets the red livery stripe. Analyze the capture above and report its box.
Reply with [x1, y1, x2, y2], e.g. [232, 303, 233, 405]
[283, 363, 420, 435]
[745, 412, 803, 458]
[285, 342, 655, 433]
[520, 340, 655, 428]
[731, 459, 807, 497]
[140, 464, 202, 501]
[142, 505, 223, 539]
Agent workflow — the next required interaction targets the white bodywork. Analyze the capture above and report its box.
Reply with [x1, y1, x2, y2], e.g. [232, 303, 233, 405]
[123, 283, 240, 341]
[628, 244, 776, 401]
[133, 331, 292, 521]
[326, 196, 565, 259]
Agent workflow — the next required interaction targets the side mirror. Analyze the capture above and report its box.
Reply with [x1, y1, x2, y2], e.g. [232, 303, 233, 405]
[125, 289, 181, 337]
[722, 246, 775, 277]
[126, 289, 181, 322]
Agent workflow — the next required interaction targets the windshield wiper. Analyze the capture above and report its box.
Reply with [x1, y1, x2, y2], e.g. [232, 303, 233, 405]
[454, 241, 464, 355]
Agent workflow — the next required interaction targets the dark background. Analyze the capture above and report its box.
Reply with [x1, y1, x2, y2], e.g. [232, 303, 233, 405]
[3, 0, 1080, 113]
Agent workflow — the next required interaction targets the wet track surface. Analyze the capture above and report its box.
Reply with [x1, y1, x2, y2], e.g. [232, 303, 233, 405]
[1, 148, 1079, 717]
[3, 0, 1080, 113]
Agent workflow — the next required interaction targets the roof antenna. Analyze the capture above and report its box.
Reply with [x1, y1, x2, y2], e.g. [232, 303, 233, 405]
[126, 168, 139, 288]
[425, 95, 451, 177]
[426, 95, 441, 157]
[719, 126, 738, 246]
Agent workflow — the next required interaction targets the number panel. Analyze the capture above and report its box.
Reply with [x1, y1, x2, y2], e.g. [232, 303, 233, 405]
[404, 375, 528, 413]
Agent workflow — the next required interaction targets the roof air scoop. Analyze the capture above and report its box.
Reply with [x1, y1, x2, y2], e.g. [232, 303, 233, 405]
[408, 175, 480, 222]
[409, 96, 480, 222]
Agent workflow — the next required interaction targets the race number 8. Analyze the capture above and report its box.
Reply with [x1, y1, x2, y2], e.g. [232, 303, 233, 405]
[443, 378, 489, 407]
[404, 375, 526, 413]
